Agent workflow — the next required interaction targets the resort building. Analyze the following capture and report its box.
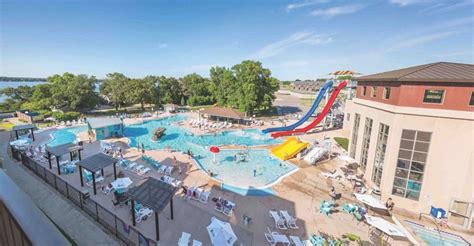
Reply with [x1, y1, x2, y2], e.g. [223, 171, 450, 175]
[200, 106, 246, 124]
[87, 117, 124, 141]
[343, 62, 474, 230]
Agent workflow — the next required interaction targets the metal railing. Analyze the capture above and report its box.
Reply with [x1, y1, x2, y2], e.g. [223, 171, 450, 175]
[14, 150, 157, 246]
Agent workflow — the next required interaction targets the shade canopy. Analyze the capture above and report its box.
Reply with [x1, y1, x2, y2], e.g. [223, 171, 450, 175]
[354, 193, 387, 210]
[111, 177, 133, 189]
[338, 155, 358, 164]
[209, 146, 220, 153]
[126, 178, 178, 212]
[366, 216, 406, 238]
[46, 143, 82, 157]
[87, 117, 123, 129]
[76, 153, 117, 173]
[12, 124, 36, 131]
[207, 217, 237, 246]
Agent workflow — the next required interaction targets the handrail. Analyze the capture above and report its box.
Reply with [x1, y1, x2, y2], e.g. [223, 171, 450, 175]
[0, 170, 70, 246]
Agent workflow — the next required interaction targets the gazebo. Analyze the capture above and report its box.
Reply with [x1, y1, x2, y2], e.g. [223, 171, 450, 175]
[126, 178, 178, 241]
[199, 106, 246, 124]
[45, 143, 83, 175]
[12, 124, 36, 141]
[76, 153, 118, 195]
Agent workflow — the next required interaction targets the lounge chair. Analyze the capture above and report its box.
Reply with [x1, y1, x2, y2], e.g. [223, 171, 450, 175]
[310, 235, 325, 246]
[341, 203, 357, 214]
[165, 166, 174, 175]
[199, 191, 210, 204]
[192, 188, 203, 200]
[280, 210, 298, 229]
[132, 164, 145, 173]
[289, 236, 304, 246]
[269, 210, 287, 230]
[137, 167, 151, 176]
[178, 232, 191, 246]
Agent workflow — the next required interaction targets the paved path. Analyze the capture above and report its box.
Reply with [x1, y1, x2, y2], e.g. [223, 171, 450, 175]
[0, 132, 120, 246]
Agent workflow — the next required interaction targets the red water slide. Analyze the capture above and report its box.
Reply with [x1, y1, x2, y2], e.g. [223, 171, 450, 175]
[271, 81, 347, 138]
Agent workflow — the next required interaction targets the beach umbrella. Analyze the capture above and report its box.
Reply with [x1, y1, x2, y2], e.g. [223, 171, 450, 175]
[365, 215, 406, 238]
[354, 193, 387, 210]
[209, 146, 220, 162]
[110, 177, 133, 189]
[207, 217, 237, 246]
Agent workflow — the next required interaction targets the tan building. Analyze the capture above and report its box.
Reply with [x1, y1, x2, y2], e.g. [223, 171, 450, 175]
[343, 62, 474, 230]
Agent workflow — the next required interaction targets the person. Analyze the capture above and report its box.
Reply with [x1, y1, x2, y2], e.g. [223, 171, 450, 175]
[253, 169, 256, 177]
[187, 148, 191, 158]
[141, 143, 145, 154]
[329, 186, 337, 201]
[385, 198, 395, 212]
[233, 154, 237, 163]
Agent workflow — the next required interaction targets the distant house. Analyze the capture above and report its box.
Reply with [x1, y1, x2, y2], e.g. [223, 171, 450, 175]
[164, 104, 178, 113]
[15, 110, 41, 124]
[86, 117, 124, 141]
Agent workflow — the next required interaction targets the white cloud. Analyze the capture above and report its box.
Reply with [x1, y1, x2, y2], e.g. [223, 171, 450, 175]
[386, 31, 460, 52]
[286, 0, 329, 11]
[310, 4, 365, 18]
[158, 43, 167, 49]
[250, 32, 333, 59]
[389, 0, 431, 6]
[419, 0, 473, 14]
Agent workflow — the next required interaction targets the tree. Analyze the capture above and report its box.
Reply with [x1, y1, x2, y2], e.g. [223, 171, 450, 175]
[125, 78, 154, 110]
[209, 66, 235, 106]
[156, 76, 183, 105]
[181, 73, 213, 106]
[47, 73, 99, 112]
[100, 73, 130, 111]
[230, 60, 279, 115]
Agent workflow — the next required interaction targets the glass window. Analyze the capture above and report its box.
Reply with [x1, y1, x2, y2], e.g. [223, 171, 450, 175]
[372, 123, 390, 186]
[359, 118, 373, 171]
[362, 86, 367, 96]
[423, 89, 444, 104]
[346, 113, 350, 121]
[383, 87, 391, 99]
[349, 114, 361, 158]
[392, 129, 431, 201]
[371, 86, 377, 97]
[470, 91, 474, 106]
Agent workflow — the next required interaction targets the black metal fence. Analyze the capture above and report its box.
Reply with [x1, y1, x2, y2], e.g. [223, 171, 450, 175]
[14, 150, 156, 246]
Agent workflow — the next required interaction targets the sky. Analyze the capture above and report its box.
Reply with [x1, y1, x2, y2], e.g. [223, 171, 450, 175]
[0, 0, 473, 80]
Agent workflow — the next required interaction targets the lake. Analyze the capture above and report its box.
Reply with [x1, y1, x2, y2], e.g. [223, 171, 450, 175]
[0, 81, 45, 103]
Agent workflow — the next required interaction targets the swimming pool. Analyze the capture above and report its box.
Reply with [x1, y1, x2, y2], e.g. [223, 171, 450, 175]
[48, 125, 88, 147]
[406, 221, 471, 246]
[125, 115, 298, 191]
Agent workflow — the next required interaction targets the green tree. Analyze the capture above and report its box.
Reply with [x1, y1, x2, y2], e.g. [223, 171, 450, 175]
[125, 78, 154, 110]
[209, 66, 235, 106]
[181, 73, 213, 106]
[47, 73, 99, 112]
[100, 73, 130, 111]
[157, 76, 183, 105]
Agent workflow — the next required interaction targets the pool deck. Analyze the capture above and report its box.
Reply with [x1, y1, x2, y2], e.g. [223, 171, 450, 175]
[9, 113, 473, 245]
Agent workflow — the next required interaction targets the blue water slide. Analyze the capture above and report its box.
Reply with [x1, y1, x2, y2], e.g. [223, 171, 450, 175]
[262, 80, 333, 134]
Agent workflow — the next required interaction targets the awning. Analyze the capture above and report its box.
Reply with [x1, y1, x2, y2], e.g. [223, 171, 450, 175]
[111, 177, 133, 189]
[354, 193, 387, 210]
[366, 215, 406, 238]
[207, 217, 237, 246]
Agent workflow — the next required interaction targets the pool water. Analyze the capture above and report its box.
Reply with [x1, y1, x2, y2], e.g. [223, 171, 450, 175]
[406, 221, 471, 246]
[48, 125, 88, 147]
[125, 115, 297, 189]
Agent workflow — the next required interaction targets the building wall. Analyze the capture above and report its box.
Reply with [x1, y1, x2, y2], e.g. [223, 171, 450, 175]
[344, 98, 474, 214]
[356, 81, 474, 112]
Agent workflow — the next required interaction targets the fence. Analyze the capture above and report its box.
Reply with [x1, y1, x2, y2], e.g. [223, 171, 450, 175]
[13, 150, 156, 246]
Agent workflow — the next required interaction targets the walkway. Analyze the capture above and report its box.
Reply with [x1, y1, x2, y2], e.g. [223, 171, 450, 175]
[0, 132, 120, 246]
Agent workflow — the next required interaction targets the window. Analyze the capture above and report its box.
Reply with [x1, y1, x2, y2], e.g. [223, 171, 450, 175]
[359, 118, 373, 172]
[423, 89, 444, 104]
[383, 87, 391, 100]
[392, 130, 432, 201]
[346, 113, 350, 121]
[349, 114, 361, 158]
[362, 86, 367, 96]
[372, 123, 390, 186]
[469, 91, 474, 106]
[371, 87, 377, 97]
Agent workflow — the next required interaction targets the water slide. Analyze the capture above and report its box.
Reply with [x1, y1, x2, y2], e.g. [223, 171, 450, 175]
[262, 80, 334, 134]
[271, 81, 347, 138]
[271, 136, 309, 160]
[303, 146, 328, 164]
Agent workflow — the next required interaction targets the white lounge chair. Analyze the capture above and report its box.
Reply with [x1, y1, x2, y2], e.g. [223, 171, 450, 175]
[178, 232, 191, 246]
[192, 240, 202, 246]
[137, 167, 151, 176]
[165, 166, 174, 175]
[290, 236, 304, 246]
[270, 210, 287, 230]
[132, 164, 145, 173]
[280, 210, 299, 229]
[192, 188, 203, 200]
[200, 191, 210, 204]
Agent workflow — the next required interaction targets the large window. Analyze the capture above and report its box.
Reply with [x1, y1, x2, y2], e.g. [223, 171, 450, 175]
[392, 130, 431, 201]
[383, 87, 391, 100]
[372, 123, 390, 186]
[423, 89, 444, 104]
[371, 87, 377, 97]
[469, 91, 474, 106]
[359, 118, 373, 172]
[362, 86, 367, 96]
[349, 114, 361, 158]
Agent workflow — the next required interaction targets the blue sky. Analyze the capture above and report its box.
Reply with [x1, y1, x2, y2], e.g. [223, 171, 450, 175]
[1, 0, 473, 80]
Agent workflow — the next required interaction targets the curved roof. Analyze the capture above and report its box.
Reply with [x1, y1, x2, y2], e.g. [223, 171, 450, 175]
[356, 62, 474, 83]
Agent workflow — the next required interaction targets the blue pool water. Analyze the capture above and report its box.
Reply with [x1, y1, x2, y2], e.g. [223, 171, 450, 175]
[406, 221, 471, 246]
[48, 125, 88, 147]
[125, 115, 297, 189]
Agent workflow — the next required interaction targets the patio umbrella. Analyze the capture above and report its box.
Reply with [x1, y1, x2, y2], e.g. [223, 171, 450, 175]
[354, 193, 387, 210]
[209, 146, 220, 163]
[365, 215, 406, 238]
[207, 217, 237, 246]
[110, 177, 133, 190]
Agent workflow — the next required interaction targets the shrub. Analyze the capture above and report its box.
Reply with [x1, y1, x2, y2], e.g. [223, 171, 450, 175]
[52, 111, 81, 122]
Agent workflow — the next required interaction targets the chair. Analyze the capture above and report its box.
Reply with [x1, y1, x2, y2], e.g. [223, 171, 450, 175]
[341, 203, 357, 214]
[192, 240, 202, 246]
[280, 210, 298, 229]
[270, 210, 287, 230]
[178, 232, 191, 246]
[137, 167, 151, 176]
[264, 227, 276, 245]
[289, 236, 304, 246]
[199, 191, 210, 204]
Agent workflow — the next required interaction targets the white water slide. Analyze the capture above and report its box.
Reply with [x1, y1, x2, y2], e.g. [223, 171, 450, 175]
[303, 146, 328, 165]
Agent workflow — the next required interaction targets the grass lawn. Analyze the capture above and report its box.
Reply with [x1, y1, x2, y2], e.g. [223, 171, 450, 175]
[0, 121, 14, 131]
[334, 137, 349, 151]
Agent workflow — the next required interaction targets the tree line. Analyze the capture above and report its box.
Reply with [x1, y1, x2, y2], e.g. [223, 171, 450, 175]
[0, 60, 279, 116]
